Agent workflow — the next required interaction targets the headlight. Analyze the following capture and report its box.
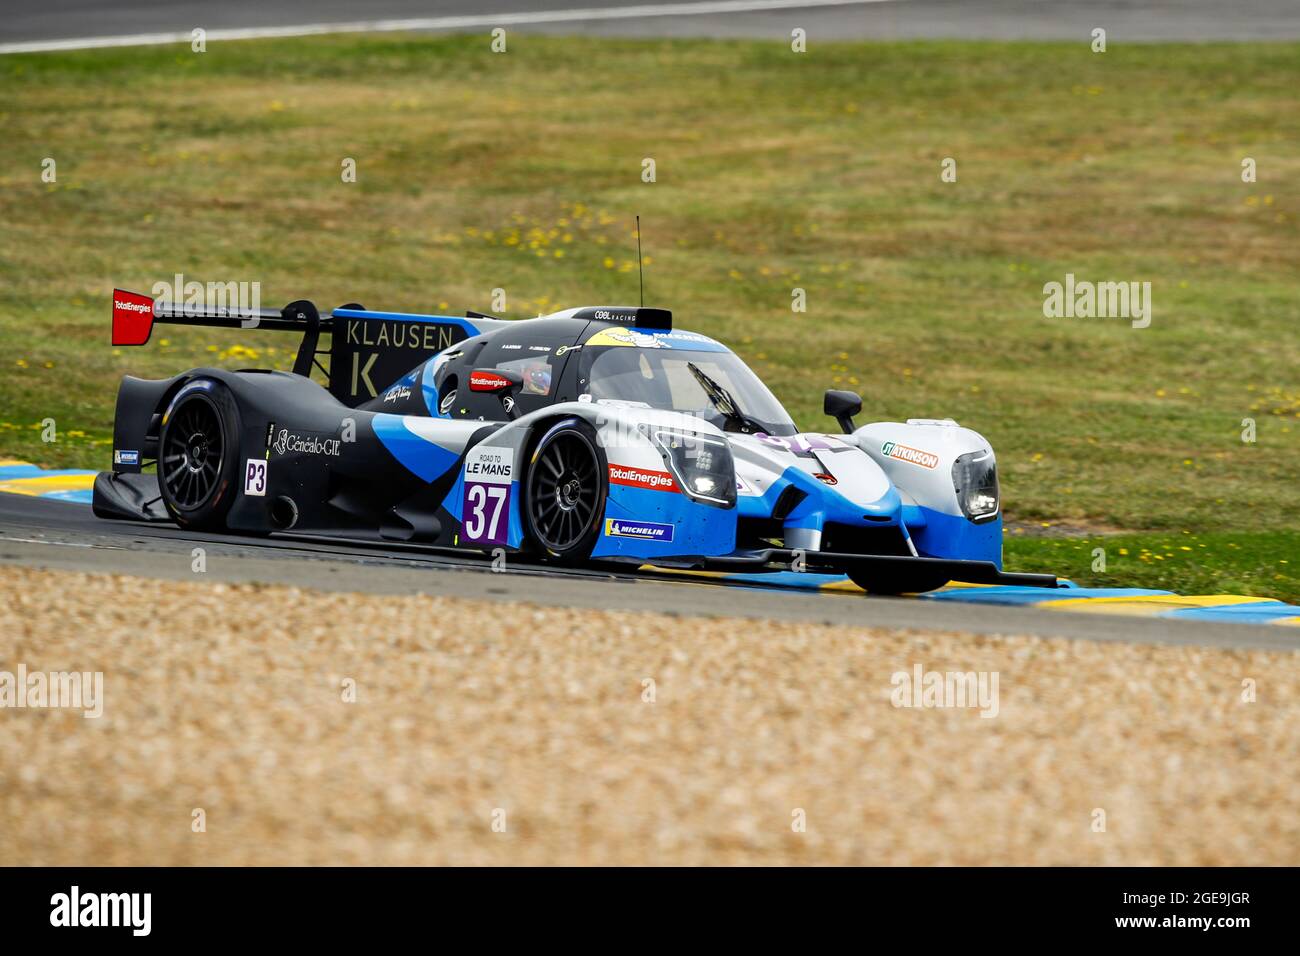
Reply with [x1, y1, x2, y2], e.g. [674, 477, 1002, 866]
[652, 429, 736, 507]
[951, 450, 999, 522]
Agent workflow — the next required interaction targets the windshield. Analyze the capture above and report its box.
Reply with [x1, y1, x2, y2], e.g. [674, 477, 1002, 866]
[582, 342, 797, 436]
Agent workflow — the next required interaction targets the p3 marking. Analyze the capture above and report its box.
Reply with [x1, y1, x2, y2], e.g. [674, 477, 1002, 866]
[244, 458, 268, 496]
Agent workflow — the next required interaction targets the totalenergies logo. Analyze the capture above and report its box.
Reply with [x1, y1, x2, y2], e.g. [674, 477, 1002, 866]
[608, 464, 678, 492]
[113, 297, 152, 314]
[881, 441, 939, 470]
[469, 370, 514, 392]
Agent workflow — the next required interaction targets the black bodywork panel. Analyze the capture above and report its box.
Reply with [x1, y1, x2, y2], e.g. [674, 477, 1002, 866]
[94, 315, 601, 543]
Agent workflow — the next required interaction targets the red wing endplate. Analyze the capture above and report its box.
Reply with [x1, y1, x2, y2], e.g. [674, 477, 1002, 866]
[111, 289, 155, 346]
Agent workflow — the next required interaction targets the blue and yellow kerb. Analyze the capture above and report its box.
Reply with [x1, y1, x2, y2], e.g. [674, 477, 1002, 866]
[0, 460, 96, 503]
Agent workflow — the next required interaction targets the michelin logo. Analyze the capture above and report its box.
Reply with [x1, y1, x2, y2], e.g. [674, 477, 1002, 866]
[604, 518, 674, 543]
[113, 449, 140, 466]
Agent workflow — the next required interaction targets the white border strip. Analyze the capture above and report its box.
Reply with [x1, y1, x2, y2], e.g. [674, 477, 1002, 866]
[0, 0, 898, 55]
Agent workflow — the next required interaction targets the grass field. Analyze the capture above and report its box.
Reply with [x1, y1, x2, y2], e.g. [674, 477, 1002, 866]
[0, 36, 1296, 598]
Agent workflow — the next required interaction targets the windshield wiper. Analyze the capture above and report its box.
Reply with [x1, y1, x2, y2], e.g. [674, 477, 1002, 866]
[687, 362, 766, 434]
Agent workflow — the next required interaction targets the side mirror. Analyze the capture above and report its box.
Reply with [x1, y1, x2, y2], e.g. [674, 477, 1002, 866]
[823, 389, 862, 435]
[469, 368, 525, 419]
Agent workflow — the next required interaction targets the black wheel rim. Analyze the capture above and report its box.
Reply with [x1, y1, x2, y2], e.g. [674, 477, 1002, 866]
[161, 395, 224, 510]
[528, 431, 600, 553]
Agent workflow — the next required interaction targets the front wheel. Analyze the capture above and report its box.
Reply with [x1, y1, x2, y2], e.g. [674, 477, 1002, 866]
[524, 419, 606, 562]
[848, 568, 950, 595]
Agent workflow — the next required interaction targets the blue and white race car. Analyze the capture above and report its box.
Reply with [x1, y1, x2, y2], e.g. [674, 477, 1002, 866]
[97, 291, 1056, 593]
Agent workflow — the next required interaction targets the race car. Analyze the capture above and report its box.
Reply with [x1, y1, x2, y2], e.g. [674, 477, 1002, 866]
[97, 289, 1057, 593]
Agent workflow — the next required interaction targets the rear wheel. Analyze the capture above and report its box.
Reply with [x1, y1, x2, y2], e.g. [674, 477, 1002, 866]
[524, 420, 605, 562]
[848, 569, 950, 595]
[158, 381, 240, 531]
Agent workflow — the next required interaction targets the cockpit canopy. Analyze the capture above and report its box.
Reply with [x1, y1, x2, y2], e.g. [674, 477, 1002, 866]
[579, 331, 796, 436]
[426, 312, 797, 435]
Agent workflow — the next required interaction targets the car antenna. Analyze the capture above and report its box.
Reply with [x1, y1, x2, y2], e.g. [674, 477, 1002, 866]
[636, 215, 644, 308]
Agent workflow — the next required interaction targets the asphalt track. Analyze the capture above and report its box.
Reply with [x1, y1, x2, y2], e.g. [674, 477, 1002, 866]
[2, 0, 1299, 53]
[2, 492, 1296, 651]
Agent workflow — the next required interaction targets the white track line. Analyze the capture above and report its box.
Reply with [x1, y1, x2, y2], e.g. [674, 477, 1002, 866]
[0, 536, 121, 549]
[0, 0, 900, 55]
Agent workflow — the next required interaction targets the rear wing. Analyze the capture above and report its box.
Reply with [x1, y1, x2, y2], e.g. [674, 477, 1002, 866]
[112, 289, 504, 406]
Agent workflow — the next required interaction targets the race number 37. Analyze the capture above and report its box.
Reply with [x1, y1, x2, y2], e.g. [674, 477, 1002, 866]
[461, 446, 514, 546]
[463, 483, 509, 543]
[244, 458, 267, 496]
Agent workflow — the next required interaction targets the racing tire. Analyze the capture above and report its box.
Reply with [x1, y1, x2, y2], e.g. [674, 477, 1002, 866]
[157, 380, 241, 532]
[848, 569, 950, 596]
[524, 418, 606, 563]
